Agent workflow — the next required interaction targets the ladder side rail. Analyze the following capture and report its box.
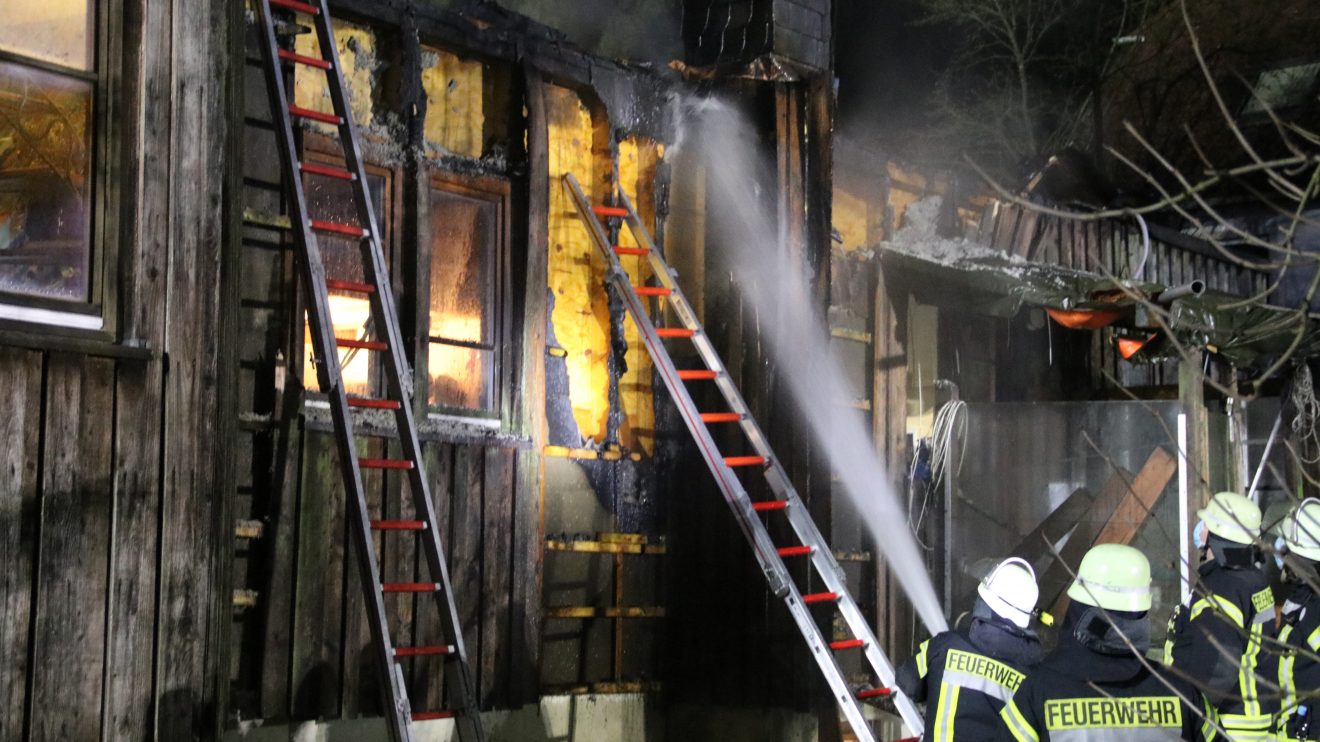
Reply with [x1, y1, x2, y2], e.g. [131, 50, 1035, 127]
[563, 175, 791, 597]
[253, 3, 412, 740]
[616, 181, 925, 736]
[783, 597, 879, 741]
[307, 4, 483, 737]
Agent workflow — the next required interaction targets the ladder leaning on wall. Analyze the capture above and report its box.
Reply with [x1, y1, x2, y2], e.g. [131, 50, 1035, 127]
[563, 173, 925, 742]
[251, 0, 485, 740]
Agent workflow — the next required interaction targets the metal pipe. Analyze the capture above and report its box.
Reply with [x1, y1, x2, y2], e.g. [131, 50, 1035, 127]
[1248, 412, 1283, 503]
[1155, 279, 1206, 303]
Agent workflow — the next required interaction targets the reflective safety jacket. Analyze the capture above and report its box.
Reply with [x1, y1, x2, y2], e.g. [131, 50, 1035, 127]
[1164, 560, 1277, 737]
[1276, 583, 1320, 741]
[1000, 631, 1218, 742]
[897, 617, 1042, 740]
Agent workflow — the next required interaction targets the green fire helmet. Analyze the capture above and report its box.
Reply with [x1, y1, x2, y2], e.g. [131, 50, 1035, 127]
[1283, 498, 1320, 562]
[1198, 491, 1262, 545]
[1066, 543, 1152, 612]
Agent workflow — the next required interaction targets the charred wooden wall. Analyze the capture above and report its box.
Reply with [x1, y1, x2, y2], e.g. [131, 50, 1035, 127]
[0, 0, 240, 739]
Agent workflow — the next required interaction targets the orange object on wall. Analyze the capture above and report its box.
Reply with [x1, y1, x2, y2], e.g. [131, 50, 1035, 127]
[1117, 334, 1159, 360]
[1046, 308, 1121, 330]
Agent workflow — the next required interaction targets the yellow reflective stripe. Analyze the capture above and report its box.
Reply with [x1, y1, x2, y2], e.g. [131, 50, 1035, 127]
[1189, 595, 1245, 628]
[930, 681, 960, 741]
[916, 639, 930, 678]
[1279, 625, 1297, 719]
[1162, 633, 1175, 666]
[1308, 623, 1320, 651]
[1201, 695, 1218, 742]
[1000, 698, 1040, 742]
[1239, 620, 1264, 716]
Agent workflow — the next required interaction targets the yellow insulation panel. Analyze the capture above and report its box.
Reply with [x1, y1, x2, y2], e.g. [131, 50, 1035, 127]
[546, 86, 611, 443]
[833, 185, 872, 252]
[616, 137, 662, 455]
[420, 46, 484, 158]
[293, 19, 376, 131]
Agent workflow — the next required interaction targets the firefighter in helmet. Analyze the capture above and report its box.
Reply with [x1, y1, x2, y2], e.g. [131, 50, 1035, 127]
[896, 557, 1044, 740]
[1164, 491, 1277, 739]
[1000, 544, 1218, 741]
[1274, 497, 1320, 741]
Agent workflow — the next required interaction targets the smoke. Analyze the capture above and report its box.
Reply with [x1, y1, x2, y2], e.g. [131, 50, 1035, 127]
[672, 96, 949, 634]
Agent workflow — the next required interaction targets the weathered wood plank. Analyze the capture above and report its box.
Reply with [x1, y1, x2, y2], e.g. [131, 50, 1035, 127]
[104, 360, 164, 739]
[30, 353, 115, 739]
[450, 445, 485, 702]
[480, 448, 515, 705]
[342, 436, 385, 718]
[411, 442, 454, 711]
[0, 348, 43, 740]
[291, 432, 346, 720]
[1093, 447, 1177, 546]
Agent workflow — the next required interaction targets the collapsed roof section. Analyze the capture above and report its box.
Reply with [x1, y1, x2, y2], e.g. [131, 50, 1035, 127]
[877, 197, 1316, 370]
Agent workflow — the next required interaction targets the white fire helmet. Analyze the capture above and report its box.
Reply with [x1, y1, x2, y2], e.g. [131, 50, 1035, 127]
[1283, 498, 1320, 563]
[978, 557, 1040, 629]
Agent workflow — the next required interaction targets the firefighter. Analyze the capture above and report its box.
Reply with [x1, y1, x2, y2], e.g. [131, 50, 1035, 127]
[1000, 543, 1218, 741]
[1164, 491, 1277, 739]
[1274, 498, 1320, 741]
[896, 557, 1044, 740]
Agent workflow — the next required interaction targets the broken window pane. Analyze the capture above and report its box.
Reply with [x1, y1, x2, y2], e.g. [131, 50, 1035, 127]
[0, 0, 94, 71]
[0, 60, 92, 302]
[428, 186, 498, 411]
[301, 167, 387, 398]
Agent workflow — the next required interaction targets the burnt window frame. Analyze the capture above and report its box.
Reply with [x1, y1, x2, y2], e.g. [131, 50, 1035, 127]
[0, 0, 124, 335]
[421, 170, 511, 422]
[297, 132, 398, 404]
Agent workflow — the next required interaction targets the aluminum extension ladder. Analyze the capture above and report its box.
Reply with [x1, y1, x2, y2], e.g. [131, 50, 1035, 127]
[564, 173, 925, 740]
[252, 1, 484, 739]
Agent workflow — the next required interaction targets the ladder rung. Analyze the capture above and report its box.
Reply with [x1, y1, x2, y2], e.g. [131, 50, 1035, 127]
[593, 205, 629, 218]
[371, 520, 427, 530]
[724, 455, 767, 468]
[360, 458, 414, 470]
[700, 412, 742, 423]
[830, 639, 866, 650]
[382, 582, 440, 593]
[777, 545, 813, 557]
[289, 105, 343, 126]
[801, 591, 839, 605]
[347, 396, 401, 410]
[336, 338, 387, 351]
[412, 711, 455, 721]
[395, 645, 454, 657]
[613, 246, 649, 257]
[856, 687, 894, 700]
[633, 286, 672, 297]
[752, 501, 788, 512]
[656, 328, 695, 339]
[310, 219, 366, 237]
[677, 370, 719, 380]
[278, 49, 332, 70]
[300, 161, 353, 180]
[269, 0, 320, 13]
[326, 279, 375, 293]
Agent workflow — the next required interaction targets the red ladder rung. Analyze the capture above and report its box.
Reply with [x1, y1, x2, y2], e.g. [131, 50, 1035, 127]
[310, 219, 366, 237]
[724, 455, 767, 468]
[325, 279, 375, 294]
[411, 711, 456, 721]
[592, 205, 629, 218]
[382, 582, 440, 593]
[700, 412, 742, 423]
[347, 396, 401, 410]
[830, 639, 866, 650]
[270, 0, 320, 14]
[857, 687, 894, 700]
[633, 286, 672, 297]
[289, 105, 342, 126]
[752, 501, 788, 512]
[656, 328, 695, 339]
[360, 458, 414, 470]
[777, 545, 813, 557]
[371, 520, 427, 531]
[278, 49, 332, 70]
[801, 591, 839, 605]
[395, 645, 454, 657]
[300, 161, 354, 180]
[677, 370, 719, 380]
[336, 338, 387, 351]
[613, 246, 649, 257]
